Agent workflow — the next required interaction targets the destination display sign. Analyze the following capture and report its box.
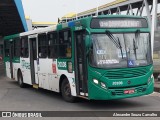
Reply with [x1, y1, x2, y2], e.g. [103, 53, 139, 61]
[91, 18, 148, 28]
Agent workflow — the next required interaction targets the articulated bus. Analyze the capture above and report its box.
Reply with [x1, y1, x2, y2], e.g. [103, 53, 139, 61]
[3, 15, 154, 102]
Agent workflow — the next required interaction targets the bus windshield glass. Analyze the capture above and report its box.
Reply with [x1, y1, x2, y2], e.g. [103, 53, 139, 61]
[90, 33, 152, 68]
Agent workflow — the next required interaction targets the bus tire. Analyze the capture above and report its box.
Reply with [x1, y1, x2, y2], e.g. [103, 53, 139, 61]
[61, 79, 75, 102]
[18, 71, 25, 88]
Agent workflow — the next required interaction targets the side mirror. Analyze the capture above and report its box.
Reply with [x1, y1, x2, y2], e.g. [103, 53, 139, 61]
[85, 35, 93, 57]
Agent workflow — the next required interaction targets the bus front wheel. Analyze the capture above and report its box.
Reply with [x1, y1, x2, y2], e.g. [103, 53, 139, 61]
[61, 79, 75, 102]
[18, 71, 25, 88]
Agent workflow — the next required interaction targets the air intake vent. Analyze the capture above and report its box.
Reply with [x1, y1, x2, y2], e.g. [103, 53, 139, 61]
[105, 68, 148, 79]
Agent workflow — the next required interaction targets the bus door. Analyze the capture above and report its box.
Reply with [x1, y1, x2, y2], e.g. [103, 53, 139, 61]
[75, 30, 88, 95]
[29, 36, 38, 84]
[9, 40, 14, 79]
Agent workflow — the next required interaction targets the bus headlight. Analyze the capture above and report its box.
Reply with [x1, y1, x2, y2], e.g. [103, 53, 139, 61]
[151, 74, 154, 79]
[151, 74, 154, 83]
[93, 79, 99, 84]
[148, 74, 153, 84]
[148, 77, 151, 84]
[101, 82, 106, 88]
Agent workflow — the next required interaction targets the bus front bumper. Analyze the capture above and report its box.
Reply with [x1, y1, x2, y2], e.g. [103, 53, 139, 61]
[88, 80, 154, 100]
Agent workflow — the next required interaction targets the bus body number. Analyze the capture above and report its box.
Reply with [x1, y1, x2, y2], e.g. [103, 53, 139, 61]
[112, 81, 123, 86]
[58, 62, 66, 68]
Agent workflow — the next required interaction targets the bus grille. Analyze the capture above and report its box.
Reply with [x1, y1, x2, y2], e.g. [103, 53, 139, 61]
[105, 68, 148, 79]
[111, 85, 147, 96]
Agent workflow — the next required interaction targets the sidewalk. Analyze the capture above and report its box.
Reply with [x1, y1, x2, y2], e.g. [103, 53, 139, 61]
[154, 79, 160, 92]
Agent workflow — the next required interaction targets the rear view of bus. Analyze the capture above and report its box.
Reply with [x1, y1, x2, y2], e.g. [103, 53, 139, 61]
[87, 16, 154, 100]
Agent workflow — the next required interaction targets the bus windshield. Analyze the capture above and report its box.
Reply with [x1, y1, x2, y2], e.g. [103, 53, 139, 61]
[90, 32, 152, 68]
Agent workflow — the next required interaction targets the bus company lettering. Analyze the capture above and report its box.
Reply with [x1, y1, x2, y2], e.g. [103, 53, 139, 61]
[21, 60, 30, 69]
[99, 20, 141, 28]
[58, 62, 66, 68]
[98, 59, 119, 65]
[75, 26, 82, 30]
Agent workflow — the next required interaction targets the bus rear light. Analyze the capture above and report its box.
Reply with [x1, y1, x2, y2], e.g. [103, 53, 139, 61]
[67, 61, 73, 73]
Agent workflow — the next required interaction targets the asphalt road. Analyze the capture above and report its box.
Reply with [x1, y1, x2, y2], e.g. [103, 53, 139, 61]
[0, 75, 160, 120]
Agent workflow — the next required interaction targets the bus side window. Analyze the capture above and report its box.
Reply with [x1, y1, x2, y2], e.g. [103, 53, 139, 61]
[48, 32, 58, 58]
[4, 40, 10, 57]
[58, 30, 72, 58]
[38, 34, 48, 58]
[21, 37, 28, 58]
[14, 38, 21, 57]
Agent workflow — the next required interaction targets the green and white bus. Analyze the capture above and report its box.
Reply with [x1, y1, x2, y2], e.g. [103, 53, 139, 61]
[3, 15, 154, 102]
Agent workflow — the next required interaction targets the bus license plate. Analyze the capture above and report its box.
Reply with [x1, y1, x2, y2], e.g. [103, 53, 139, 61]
[124, 89, 135, 94]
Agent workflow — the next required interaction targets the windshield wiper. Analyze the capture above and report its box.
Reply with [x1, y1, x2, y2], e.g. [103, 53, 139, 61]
[133, 30, 140, 60]
[106, 30, 123, 58]
[133, 38, 137, 59]
[106, 30, 120, 49]
[117, 37, 123, 59]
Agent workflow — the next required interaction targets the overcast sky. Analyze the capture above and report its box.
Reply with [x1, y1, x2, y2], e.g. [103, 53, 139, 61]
[22, 0, 114, 22]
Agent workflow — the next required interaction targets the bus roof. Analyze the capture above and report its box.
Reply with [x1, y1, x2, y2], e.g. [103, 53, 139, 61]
[4, 25, 57, 40]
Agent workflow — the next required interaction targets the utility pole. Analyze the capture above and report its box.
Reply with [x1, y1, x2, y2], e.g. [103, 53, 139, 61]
[151, 0, 158, 58]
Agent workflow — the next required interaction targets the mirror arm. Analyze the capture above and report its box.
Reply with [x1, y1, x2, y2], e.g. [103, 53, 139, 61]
[86, 28, 91, 35]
